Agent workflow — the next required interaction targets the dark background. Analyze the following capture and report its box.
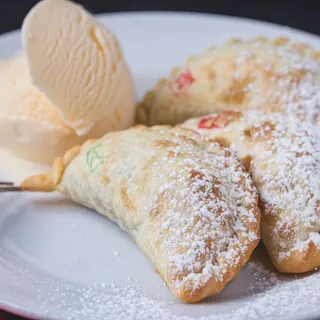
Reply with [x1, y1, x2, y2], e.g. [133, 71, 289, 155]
[0, 0, 320, 35]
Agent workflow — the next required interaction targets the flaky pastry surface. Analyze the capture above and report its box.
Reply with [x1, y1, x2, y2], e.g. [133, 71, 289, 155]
[22, 125, 260, 302]
[137, 37, 320, 126]
[181, 111, 320, 273]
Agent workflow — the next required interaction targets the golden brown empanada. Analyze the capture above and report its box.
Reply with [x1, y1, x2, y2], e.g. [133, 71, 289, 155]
[181, 111, 320, 273]
[21, 125, 260, 302]
[137, 37, 320, 126]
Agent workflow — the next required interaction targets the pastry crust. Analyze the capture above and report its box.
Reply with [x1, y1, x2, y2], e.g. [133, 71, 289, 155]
[137, 37, 320, 126]
[181, 111, 320, 273]
[21, 125, 260, 302]
[21, 145, 81, 192]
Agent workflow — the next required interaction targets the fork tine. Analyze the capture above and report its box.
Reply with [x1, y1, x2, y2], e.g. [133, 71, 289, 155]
[0, 181, 48, 193]
[0, 181, 14, 186]
[0, 186, 24, 192]
[0, 181, 23, 192]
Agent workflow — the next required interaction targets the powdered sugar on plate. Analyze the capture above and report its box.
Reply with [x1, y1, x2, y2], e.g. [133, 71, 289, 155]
[4, 255, 319, 320]
[232, 263, 320, 320]
[1, 191, 319, 320]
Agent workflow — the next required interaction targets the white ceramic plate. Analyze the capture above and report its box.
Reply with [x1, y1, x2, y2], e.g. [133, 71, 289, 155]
[1, 12, 320, 320]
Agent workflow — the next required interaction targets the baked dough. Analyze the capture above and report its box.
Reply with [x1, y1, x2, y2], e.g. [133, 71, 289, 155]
[181, 111, 320, 273]
[137, 37, 320, 126]
[21, 125, 260, 302]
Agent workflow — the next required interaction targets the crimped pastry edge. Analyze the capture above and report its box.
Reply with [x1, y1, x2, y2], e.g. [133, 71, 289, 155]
[20, 145, 82, 192]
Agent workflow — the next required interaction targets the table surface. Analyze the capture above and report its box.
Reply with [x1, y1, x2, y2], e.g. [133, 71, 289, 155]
[0, 0, 320, 35]
[0, 312, 26, 320]
[1, 1, 320, 319]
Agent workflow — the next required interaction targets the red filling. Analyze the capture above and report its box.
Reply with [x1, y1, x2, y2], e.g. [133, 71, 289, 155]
[198, 111, 237, 129]
[169, 69, 195, 95]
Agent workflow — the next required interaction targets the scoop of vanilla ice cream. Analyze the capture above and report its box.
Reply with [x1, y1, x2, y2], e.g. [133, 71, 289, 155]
[0, 0, 136, 165]
[22, 0, 135, 135]
[0, 51, 136, 165]
[0, 52, 81, 164]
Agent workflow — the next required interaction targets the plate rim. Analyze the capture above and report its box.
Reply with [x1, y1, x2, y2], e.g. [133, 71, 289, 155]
[0, 10, 320, 320]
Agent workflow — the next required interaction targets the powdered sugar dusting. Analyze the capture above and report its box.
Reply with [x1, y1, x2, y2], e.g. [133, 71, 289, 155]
[231, 39, 320, 123]
[247, 113, 320, 260]
[274, 45, 320, 123]
[145, 129, 260, 296]
[183, 111, 320, 263]
[66, 127, 260, 301]
[245, 260, 282, 292]
[231, 262, 320, 320]
[15, 260, 320, 320]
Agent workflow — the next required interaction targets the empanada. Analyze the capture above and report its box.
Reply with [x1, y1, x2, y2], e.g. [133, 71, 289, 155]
[21, 125, 260, 302]
[137, 37, 320, 126]
[181, 111, 320, 273]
